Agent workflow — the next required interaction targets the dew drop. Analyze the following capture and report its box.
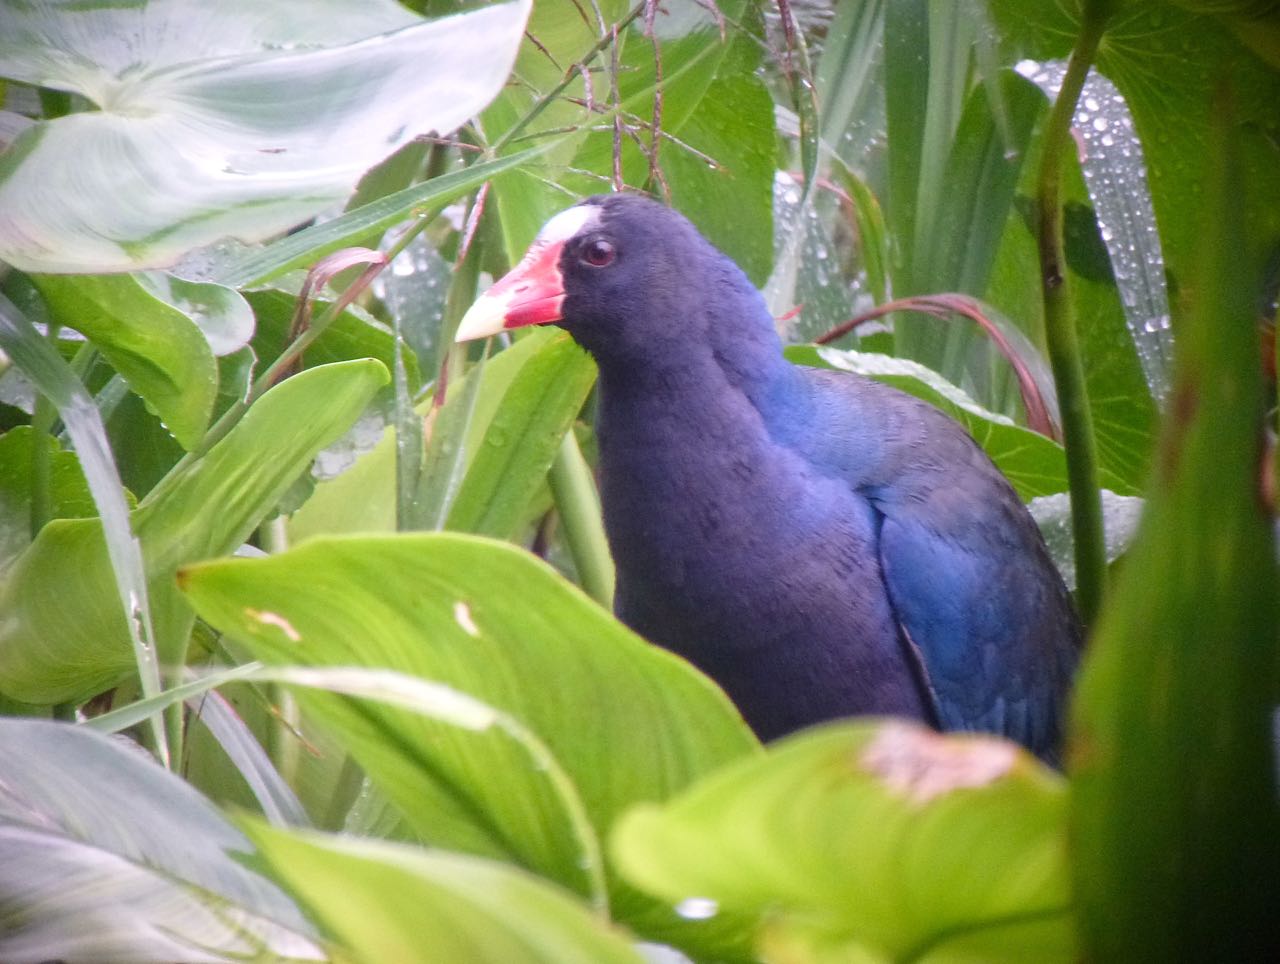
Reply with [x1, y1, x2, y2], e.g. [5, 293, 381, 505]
[675, 897, 719, 921]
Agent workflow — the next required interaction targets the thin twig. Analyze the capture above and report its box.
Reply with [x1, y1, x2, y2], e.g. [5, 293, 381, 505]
[492, 0, 648, 151]
[611, 24, 624, 191]
[646, 20, 664, 192]
[524, 30, 561, 71]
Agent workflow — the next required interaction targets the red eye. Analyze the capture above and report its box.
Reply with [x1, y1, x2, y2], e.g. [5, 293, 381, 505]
[581, 238, 615, 267]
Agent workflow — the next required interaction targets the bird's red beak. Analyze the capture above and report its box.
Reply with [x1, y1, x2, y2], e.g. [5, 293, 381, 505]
[455, 239, 567, 341]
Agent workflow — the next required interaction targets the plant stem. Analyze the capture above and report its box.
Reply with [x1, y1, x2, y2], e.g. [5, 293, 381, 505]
[1036, 3, 1112, 628]
[29, 394, 55, 538]
[548, 430, 615, 608]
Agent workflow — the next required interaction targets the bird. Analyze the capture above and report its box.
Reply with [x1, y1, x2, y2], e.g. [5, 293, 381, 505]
[456, 193, 1080, 763]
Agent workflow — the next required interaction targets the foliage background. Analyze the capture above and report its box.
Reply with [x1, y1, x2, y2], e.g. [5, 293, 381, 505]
[0, 0, 1277, 960]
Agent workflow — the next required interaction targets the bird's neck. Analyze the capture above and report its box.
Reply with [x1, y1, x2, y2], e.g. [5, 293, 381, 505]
[590, 273, 797, 419]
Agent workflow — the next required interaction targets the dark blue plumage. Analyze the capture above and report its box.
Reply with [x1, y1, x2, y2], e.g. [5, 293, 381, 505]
[457, 194, 1080, 762]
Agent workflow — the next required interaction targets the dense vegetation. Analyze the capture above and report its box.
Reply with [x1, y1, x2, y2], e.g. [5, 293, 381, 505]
[0, 1, 1277, 960]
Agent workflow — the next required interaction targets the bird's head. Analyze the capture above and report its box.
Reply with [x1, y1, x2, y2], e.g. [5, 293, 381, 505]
[455, 193, 745, 362]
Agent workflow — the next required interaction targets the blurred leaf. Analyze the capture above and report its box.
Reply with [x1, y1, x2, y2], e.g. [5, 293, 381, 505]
[612, 721, 1074, 964]
[244, 823, 645, 964]
[1069, 87, 1280, 960]
[0, 718, 319, 962]
[0, 0, 532, 272]
[179, 533, 760, 955]
[151, 272, 256, 357]
[188, 687, 311, 828]
[31, 272, 219, 448]
[0, 425, 95, 571]
[814, 0, 885, 174]
[0, 360, 389, 704]
[788, 345, 1091, 499]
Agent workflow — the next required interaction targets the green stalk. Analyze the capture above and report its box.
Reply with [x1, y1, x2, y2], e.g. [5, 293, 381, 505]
[29, 394, 55, 538]
[1035, 2, 1112, 628]
[548, 431, 615, 608]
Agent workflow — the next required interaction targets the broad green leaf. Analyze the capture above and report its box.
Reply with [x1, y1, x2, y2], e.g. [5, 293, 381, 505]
[612, 721, 1074, 964]
[179, 533, 760, 954]
[243, 663, 608, 909]
[788, 344, 1083, 499]
[0, 425, 95, 571]
[243, 824, 644, 964]
[0, 0, 532, 272]
[31, 272, 219, 448]
[1070, 93, 1280, 961]
[0, 718, 319, 962]
[0, 360, 389, 704]
[447, 332, 596, 539]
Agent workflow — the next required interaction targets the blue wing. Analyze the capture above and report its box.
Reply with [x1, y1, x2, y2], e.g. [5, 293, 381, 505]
[790, 368, 1080, 762]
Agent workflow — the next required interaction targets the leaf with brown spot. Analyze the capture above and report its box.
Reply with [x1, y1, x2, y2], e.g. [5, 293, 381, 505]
[612, 720, 1074, 963]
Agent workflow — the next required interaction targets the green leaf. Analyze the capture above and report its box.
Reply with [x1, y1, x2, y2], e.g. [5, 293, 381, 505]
[788, 345, 1085, 499]
[447, 332, 596, 539]
[490, 1, 761, 265]
[31, 272, 220, 449]
[1028, 489, 1144, 591]
[612, 721, 1074, 964]
[246, 286, 415, 386]
[0, 290, 165, 749]
[912, 71, 1043, 298]
[0, 718, 318, 961]
[179, 533, 759, 952]
[0, 360, 389, 704]
[214, 142, 558, 289]
[988, 0, 1280, 305]
[0, 425, 95, 572]
[243, 823, 645, 964]
[0, 0, 532, 272]
[985, 154, 1158, 493]
[651, 71, 777, 287]
[1069, 87, 1280, 961]
[481, 0, 629, 265]
[288, 328, 580, 541]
